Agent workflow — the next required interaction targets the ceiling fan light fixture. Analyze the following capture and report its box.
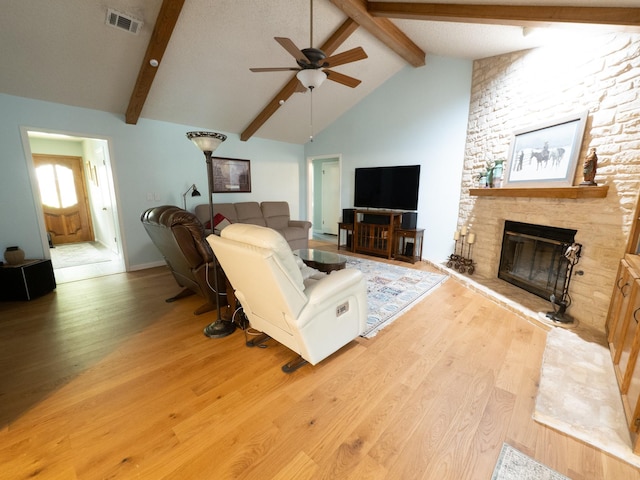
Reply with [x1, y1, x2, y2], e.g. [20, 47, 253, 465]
[296, 69, 327, 90]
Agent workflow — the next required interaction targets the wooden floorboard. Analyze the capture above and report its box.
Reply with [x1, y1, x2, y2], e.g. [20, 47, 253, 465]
[1, 245, 639, 479]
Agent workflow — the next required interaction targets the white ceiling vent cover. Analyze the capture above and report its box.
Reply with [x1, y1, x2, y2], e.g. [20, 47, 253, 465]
[106, 8, 142, 35]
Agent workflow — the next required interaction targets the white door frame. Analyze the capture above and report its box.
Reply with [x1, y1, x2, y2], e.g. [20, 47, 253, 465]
[321, 162, 340, 234]
[307, 154, 342, 235]
[20, 126, 127, 273]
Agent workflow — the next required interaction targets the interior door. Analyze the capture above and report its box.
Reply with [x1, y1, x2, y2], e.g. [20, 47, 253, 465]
[33, 154, 94, 245]
[321, 162, 340, 235]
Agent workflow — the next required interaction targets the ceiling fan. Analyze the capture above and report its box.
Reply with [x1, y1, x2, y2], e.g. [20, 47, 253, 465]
[250, 0, 368, 91]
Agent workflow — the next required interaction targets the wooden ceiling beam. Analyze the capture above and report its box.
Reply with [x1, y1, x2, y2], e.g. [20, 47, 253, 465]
[241, 18, 359, 142]
[125, 0, 185, 125]
[240, 79, 303, 142]
[368, 3, 640, 28]
[329, 0, 425, 68]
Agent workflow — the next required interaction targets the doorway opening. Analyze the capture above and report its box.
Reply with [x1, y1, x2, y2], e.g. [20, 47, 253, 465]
[26, 130, 125, 283]
[307, 154, 341, 243]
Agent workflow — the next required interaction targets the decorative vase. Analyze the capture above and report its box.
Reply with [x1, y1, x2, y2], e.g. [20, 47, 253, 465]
[478, 174, 487, 188]
[4, 246, 25, 265]
[487, 168, 494, 188]
[492, 160, 505, 188]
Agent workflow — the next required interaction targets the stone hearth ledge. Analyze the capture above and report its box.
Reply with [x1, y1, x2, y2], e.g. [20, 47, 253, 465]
[425, 260, 585, 333]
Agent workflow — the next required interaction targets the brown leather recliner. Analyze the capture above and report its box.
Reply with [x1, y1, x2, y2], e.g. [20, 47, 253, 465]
[140, 205, 229, 315]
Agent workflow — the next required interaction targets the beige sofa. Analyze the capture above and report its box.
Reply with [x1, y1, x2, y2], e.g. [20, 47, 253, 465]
[194, 201, 312, 250]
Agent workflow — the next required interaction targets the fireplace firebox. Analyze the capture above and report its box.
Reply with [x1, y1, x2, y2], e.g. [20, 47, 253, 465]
[498, 221, 577, 301]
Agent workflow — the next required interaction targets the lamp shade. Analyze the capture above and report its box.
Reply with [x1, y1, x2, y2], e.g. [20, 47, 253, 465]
[186, 131, 227, 153]
[296, 69, 327, 90]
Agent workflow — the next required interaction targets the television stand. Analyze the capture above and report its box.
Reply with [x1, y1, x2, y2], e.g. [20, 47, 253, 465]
[353, 210, 403, 259]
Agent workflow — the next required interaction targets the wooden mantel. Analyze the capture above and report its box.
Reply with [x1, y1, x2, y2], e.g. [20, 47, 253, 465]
[469, 185, 609, 199]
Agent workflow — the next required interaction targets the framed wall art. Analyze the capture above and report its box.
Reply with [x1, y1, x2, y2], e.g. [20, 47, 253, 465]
[212, 157, 251, 193]
[503, 111, 588, 188]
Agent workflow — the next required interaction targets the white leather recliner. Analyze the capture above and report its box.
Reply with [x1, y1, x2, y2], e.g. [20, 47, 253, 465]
[207, 223, 367, 372]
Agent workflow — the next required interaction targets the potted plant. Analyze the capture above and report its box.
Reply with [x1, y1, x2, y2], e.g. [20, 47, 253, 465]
[476, 159, 506, 188]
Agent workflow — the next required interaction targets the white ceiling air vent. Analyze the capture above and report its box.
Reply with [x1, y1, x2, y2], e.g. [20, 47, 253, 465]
[106, 8, 142, 35]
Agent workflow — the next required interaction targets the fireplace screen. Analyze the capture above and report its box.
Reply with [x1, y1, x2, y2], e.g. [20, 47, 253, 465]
[498, 221, 577, 300]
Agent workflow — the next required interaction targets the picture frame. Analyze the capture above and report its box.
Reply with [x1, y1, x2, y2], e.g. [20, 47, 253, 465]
[503, 111, 588, 188]
[86, 161, 94, 182]
[212, 157, 251, 193]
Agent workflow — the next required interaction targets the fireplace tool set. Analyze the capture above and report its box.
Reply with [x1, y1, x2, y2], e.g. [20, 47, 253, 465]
[447, 226, 476, 274]
[545, 242, 582, 324]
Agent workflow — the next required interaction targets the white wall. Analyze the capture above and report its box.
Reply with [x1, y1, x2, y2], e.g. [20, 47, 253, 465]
[0, 93, 304, 270]
[305, 56, 473, 263]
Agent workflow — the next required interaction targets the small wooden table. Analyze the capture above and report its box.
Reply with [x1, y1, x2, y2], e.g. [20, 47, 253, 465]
[294, 249, 348, 273]
[337, 222, 354, 251]
[394, 228, 425, 264]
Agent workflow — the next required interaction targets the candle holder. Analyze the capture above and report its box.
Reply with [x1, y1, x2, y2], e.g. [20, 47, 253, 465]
[447, 229, 476, 275]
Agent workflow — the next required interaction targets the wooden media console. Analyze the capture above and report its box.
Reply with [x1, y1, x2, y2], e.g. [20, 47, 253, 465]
[338, 210, 424, 264]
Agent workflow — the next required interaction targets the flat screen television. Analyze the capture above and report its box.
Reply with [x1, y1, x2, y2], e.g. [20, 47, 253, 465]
[354, 165, 420, 211]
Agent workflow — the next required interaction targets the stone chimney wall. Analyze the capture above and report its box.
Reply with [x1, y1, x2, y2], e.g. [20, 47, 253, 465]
[458, 33, 640, 331]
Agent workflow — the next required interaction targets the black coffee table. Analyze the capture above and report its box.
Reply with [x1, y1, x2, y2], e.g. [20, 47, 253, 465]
[294, 249, 348, 273]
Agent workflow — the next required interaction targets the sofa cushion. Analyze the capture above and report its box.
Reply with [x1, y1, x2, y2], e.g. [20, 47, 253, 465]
[194, 203, 238, 226]
[213, 203, 239, 223]
[261, 201, 291, 230]
[212, 213, 232, 234]
[194, 200, 310, 250]
[278, 226, 307, 243]
[234, 202, 266, 226]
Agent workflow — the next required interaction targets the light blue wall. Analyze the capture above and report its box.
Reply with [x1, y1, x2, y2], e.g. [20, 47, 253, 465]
[1, 55, 472, 270]
[305, 55, 473, 263]
[0, 93, 304, 269]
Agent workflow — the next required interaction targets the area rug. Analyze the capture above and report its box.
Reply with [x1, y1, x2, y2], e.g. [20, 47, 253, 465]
[345, 256, 448, 338]
[492, 443, 569, 480]
[49, 242, 113, 269]
[534, 327, 640, 468]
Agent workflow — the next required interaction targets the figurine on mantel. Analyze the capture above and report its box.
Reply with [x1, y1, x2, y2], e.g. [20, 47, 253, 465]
[580, 148, 598, 186]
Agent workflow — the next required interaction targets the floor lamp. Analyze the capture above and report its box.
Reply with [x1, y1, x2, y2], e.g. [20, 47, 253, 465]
[186, 131, 236, 338]
[182, 184, 201, 210]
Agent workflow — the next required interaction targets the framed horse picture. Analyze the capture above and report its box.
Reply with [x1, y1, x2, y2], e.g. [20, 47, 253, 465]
[211, 157, 251, 193]
[503, 111, 588, 188]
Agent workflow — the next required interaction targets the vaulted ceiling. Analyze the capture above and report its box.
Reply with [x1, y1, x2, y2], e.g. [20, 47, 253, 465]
[1, 1, 638, 144]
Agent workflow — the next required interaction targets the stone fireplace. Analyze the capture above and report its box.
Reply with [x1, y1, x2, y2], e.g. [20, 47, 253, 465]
[456, 33, 640, 331]
[498, 221, 577, 302]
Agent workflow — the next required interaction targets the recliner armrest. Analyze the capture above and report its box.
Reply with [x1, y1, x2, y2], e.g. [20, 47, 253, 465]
[296, 268, 366, 330]
[303, 269, 364, 304]
[288, 220, 312, 230]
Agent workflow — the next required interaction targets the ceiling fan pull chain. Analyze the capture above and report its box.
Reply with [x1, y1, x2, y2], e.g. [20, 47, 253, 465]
[309, 87, 314, 142]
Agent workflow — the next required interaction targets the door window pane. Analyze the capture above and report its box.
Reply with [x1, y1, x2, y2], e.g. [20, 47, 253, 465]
[57, 165, 77, 208]
[36, 165, 59, 208]
[36, 164, 78, 208]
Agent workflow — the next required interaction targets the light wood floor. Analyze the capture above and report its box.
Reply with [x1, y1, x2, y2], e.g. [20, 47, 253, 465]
[1, 242, 639, 479]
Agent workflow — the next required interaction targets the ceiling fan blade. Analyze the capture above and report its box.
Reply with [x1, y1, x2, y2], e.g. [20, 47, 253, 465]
[275, 37, 308, 63]
[295, 80, 308, 93]
[325, 70, 361, 88]
[250, 67, 301, 72]
[322, 47, 367, 68]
